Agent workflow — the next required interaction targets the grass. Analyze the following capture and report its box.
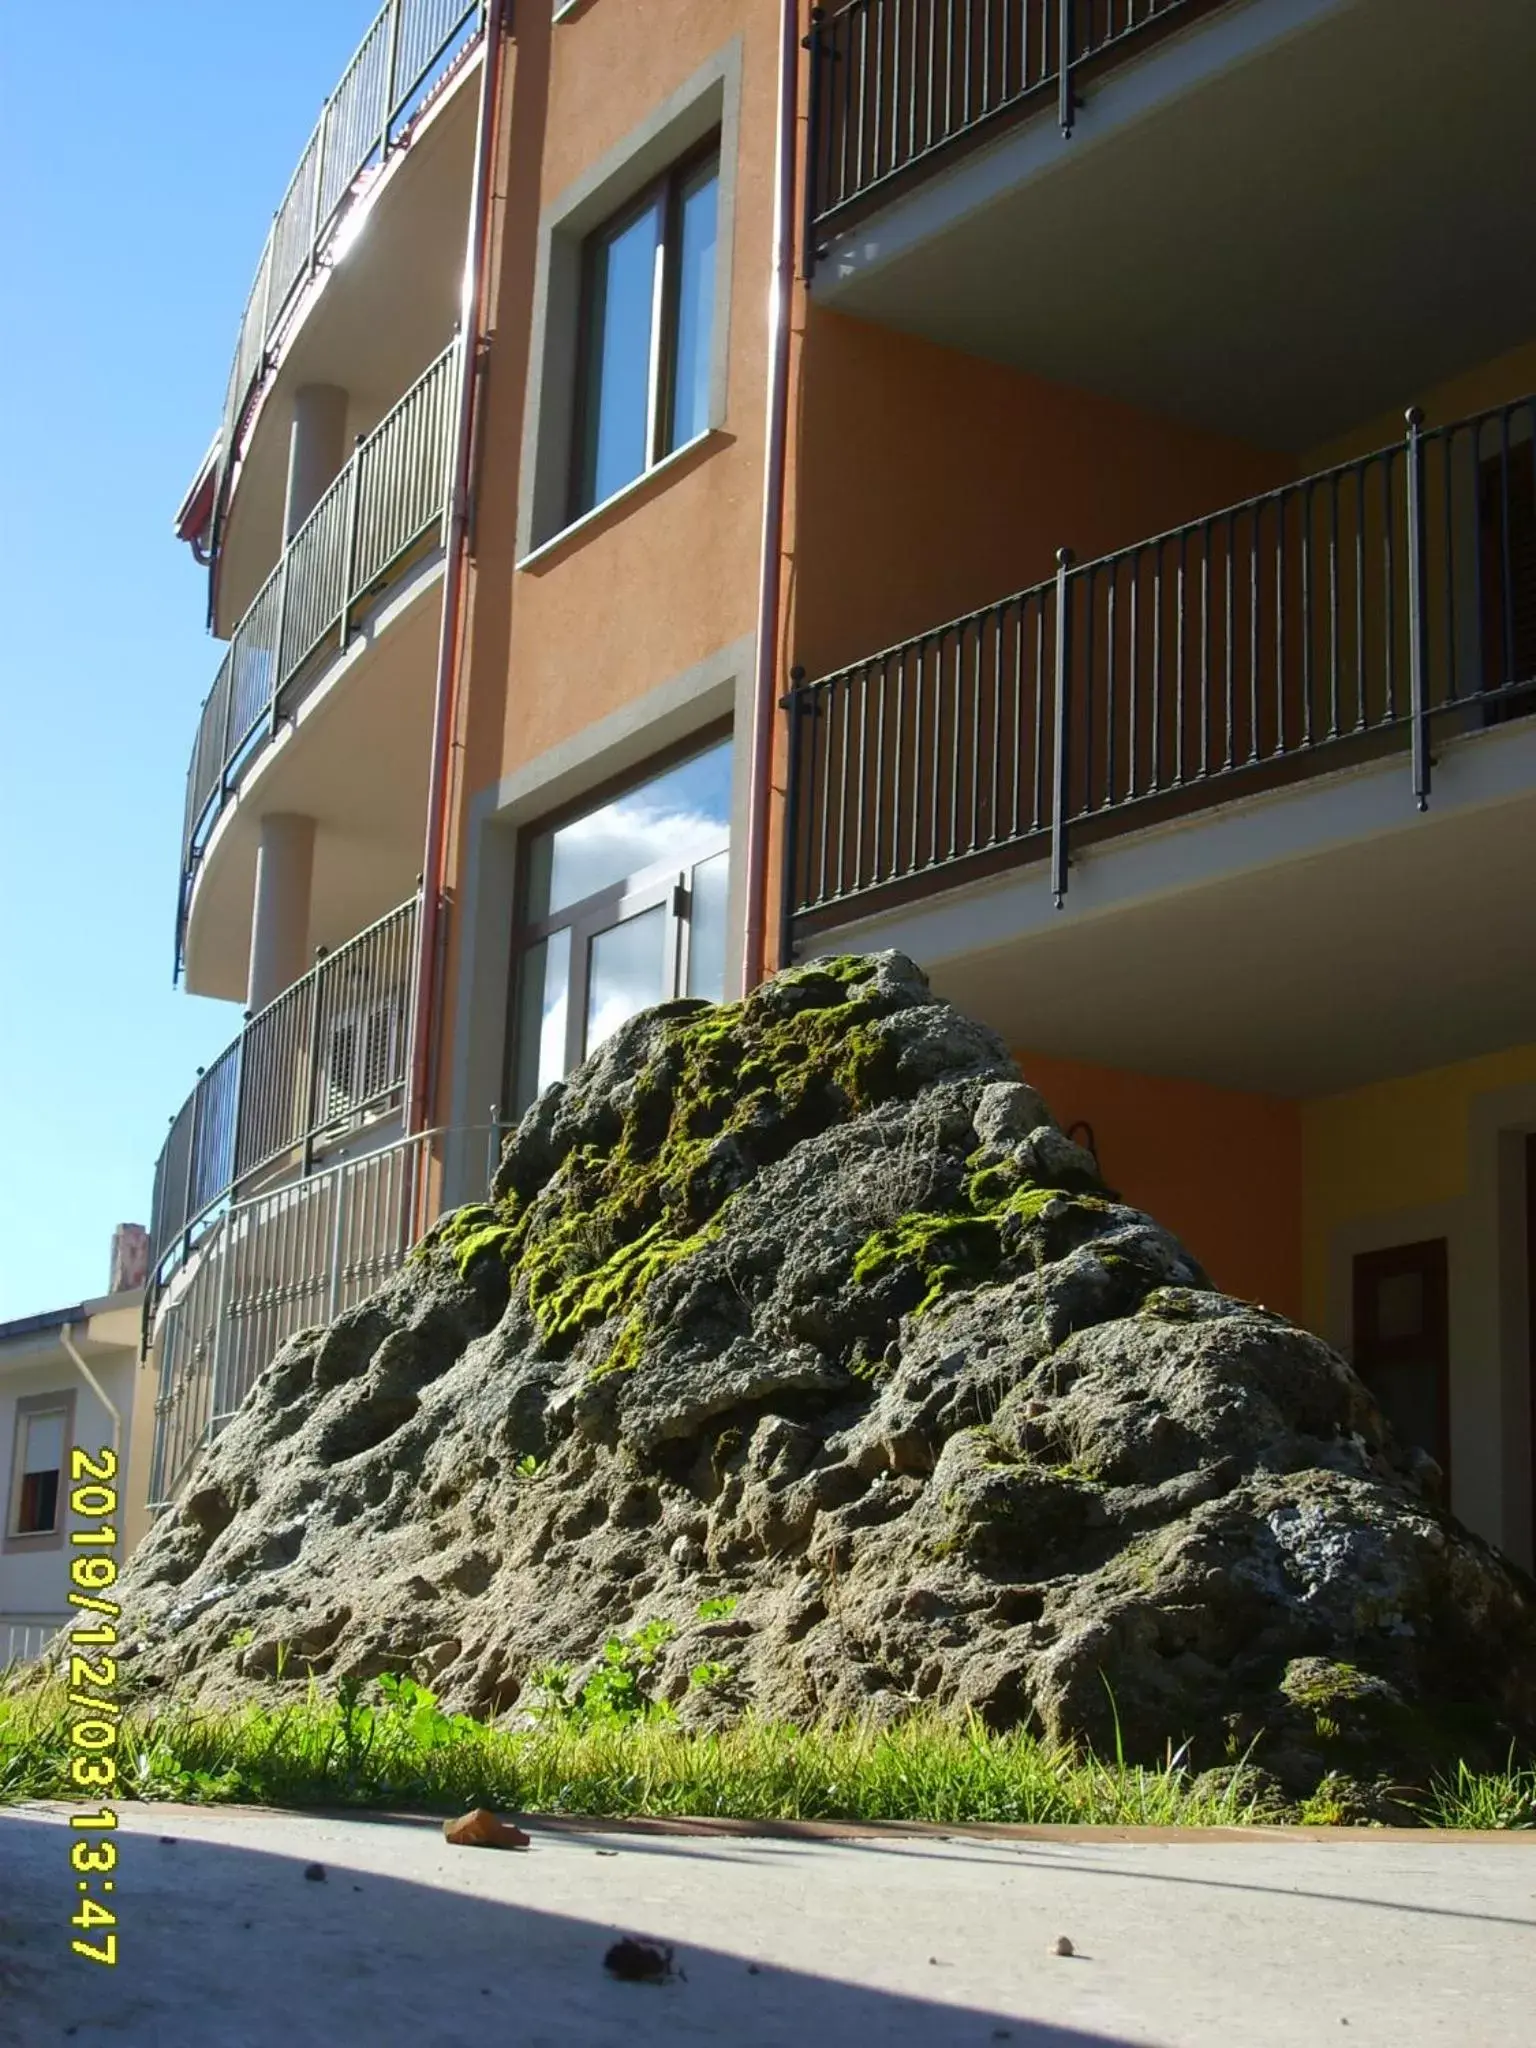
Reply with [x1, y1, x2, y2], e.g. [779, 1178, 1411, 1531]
[3, 1671, 1532, 1828]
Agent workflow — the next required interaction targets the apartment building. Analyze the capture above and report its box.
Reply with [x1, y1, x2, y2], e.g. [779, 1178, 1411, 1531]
[152, 0, 1536, 1573]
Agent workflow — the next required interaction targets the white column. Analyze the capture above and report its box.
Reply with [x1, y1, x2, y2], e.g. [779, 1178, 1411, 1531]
[283, 384, 350, 540]
[247, 813, 316, 1012]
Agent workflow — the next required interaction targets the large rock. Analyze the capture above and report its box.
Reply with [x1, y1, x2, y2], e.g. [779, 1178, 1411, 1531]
[108, 954, 1536, 1798]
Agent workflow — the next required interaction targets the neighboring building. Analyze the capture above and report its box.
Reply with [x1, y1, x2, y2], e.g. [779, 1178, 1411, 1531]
[152, 0, 1536, 1571]
[0, 1248, 149, 1667]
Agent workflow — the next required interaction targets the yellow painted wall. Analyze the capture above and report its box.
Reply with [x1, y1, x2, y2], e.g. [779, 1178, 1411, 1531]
[1300, 1040, 1536, 1334]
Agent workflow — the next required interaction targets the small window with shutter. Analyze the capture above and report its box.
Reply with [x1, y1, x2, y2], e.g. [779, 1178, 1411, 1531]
[8, 1403, 67, 1537]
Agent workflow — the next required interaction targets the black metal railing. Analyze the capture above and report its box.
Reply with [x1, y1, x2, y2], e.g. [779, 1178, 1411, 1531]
[214, 0, 484, 545]
[148, 896, 421, 1289]
[178, 344, 456, 973]
[784, 396, 1536, 925]
[805, 0, 1223, 256]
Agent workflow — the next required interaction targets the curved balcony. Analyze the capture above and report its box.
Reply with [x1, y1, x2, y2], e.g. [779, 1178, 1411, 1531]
[149, 896, 422, 1298]
[178, 344, 457, 982]
[211, 1, 485, 570]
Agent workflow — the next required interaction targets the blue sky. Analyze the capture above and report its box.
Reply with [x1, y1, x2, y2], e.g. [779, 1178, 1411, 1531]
[0, 2, 379, 1319]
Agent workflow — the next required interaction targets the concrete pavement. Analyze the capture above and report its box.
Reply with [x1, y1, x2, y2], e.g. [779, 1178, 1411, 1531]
[2, 1801, 1532, 2046]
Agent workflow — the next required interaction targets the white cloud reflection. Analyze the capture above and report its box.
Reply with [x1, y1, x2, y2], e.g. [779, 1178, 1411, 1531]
[541, 743, 731, 917]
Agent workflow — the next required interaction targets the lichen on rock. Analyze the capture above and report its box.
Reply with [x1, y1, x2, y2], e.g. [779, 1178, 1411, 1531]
[101, 951, 1536, 1800]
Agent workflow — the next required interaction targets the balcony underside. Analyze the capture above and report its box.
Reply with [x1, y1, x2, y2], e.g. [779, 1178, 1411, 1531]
[800, 713, 1536, 1098]
[183, 559, 441, 1002]
[816, 0, 1536, 450]
[215, 56, 478, 634]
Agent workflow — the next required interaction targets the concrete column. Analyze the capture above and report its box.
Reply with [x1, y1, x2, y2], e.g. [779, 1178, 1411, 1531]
[283, 385, 350, 540]
[247, 813, 316, 1012]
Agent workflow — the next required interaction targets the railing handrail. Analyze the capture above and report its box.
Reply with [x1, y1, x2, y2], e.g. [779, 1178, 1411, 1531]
[178, 341, 459, 972]
[785, 391, 1536, 925]
[149, 894, 423, 1290]
[805, 0, 1228, 256]
[796, 395, 1532, 697]
[148, 1119, 512, 1511]
[212, 0, 485, 546]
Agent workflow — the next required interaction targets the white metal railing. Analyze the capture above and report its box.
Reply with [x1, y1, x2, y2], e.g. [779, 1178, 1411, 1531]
[215, 0, 485, 539]
[1, 1618, 69, 1671]
[151, 896, 421, 1287]
[148, 1124, 508, 1512]
[178, 346, 457, 972]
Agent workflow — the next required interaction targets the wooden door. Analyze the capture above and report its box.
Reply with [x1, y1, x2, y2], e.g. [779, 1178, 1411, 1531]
[1352, 1240, 1451, 1484]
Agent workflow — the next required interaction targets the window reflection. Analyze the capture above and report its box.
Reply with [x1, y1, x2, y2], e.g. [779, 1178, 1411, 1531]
[586, 904, 669, 1056]
[687, 848, 729, 1002]
[530, 740, 732, 919]
[510, 739, 733, 1114]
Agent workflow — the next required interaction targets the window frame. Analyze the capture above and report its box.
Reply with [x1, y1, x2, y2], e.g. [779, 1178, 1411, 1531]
[504, 724, 733, 1112]
[6, 1389, 76, 1551]
[567, 132, 722, 526]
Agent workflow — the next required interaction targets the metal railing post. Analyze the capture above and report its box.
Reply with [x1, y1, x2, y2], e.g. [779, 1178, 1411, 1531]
[1405, 406, 1431, 812]
[269, 551, 292, 739]
[301, 947, 329, 1177]
[182, 1070, 205, 1263]
[339, 435, 365, 648]
[1051, 549, 1074, 908]
[381, 0, 405, 155]
[801, 9, 826, 279]
[326, 1159, 349, 1320]
[1058, 0, 1077, 136]
[778, 671, 808, 966]
[307, 112, 329, 283]
[207, 1214, 235, 1440]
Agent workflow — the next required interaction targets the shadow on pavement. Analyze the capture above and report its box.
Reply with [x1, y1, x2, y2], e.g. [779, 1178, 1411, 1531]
[0, 1809, 1135, 2048]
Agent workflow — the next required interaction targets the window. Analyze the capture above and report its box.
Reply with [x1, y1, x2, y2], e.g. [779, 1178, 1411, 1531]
[509, 737, 732, 1113]
[8, 1403, 66, 1538]
[571, 141, 720, 520]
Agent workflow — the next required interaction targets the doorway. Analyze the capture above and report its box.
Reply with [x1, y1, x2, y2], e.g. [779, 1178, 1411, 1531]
[1351, 1239, 1451, 1485]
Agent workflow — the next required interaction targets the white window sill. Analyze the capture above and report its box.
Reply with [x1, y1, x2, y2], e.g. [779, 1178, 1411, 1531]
[517, 427, 725, 573]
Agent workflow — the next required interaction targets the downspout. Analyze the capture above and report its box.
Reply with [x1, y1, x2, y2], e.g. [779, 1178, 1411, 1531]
[61, 1325, 122, 1463]
[406, 0, 510, 1137]
[740, 0, 801, 992]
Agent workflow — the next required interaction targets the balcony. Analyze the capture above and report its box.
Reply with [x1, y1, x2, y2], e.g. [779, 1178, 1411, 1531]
[178, 345, 456, 991]
[151, 897, 421, 1290]
[145, 896, 492, 1505]
[207, 0, 484, 627]
[806, 0, 1536, 452]
[784, 393, 1536, 1092]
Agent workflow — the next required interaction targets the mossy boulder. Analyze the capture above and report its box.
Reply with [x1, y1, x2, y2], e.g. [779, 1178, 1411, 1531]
[97, 951, 1536, 1797]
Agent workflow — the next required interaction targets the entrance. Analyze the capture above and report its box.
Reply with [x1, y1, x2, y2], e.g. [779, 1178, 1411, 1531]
[1351, 1239, 1451, 1485]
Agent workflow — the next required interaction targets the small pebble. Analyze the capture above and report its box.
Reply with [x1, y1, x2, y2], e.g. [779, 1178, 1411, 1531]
[1051, 1935, 1075, 1957]
[303, 1863, 327, 1883]
[604, 1936, 674, 1982]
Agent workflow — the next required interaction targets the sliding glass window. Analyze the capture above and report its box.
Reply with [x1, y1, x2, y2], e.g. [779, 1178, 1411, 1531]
[572, 141, 721, 520]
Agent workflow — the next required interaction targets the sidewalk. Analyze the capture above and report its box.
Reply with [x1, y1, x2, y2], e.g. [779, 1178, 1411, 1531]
[3, 1802, 1531, 2045]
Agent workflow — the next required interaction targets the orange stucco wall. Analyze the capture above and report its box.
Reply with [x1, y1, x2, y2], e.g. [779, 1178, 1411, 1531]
[788, 307, 1296, 685]
[1013, 1049, 1305, 1324]
[433, 1, 779, 1114]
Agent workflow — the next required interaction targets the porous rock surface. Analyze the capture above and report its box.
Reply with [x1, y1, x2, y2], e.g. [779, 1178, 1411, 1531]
[113, 954, 1536, 1794]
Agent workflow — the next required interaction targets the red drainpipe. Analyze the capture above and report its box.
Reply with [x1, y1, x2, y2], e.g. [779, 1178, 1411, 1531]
[406, 0, 510, 1138]
[740, 0, 802, 993]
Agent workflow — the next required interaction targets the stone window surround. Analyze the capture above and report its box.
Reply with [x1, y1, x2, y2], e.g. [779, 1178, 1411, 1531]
[4, 1387, 77, 1555]
[516, 37, 742, 561]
